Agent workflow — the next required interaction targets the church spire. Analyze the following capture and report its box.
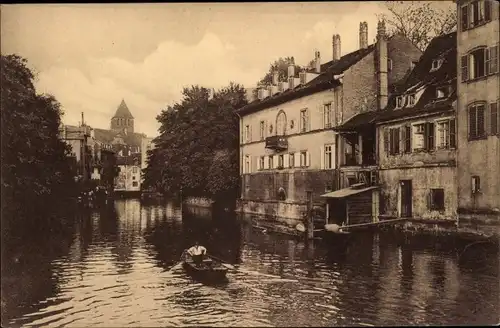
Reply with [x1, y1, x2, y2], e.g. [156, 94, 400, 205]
[112, 99, 134, 119]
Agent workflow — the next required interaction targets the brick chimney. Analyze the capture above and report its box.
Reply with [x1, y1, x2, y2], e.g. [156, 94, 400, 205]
[376, 20, 388, 110]
[314, 50, 321, 73]
[332, 34, 341, 61]
[359, 22, 368, 49]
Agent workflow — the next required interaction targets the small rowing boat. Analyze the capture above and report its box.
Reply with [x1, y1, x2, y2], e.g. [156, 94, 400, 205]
[181, 251, 228, 282]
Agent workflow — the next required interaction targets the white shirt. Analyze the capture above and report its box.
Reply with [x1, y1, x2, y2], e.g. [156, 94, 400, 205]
[187, 245, 207, 256]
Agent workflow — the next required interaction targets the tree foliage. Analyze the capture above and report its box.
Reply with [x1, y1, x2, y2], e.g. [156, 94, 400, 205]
[252, 57, 304, 97]
[379, 1, 457, 51]
[143, 82, 247, 201]
[1, 54, 76, 236]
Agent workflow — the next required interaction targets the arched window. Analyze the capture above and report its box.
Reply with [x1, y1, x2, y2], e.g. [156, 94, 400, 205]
[276, 110, 287, 136]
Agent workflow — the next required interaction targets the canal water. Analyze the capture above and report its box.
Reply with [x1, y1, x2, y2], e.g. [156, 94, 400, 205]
[2, 198, 499, 327]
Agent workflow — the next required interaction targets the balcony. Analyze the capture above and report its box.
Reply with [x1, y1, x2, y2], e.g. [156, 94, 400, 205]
[265, 135, 288, 151]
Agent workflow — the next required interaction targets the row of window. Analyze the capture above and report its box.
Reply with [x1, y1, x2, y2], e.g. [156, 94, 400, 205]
[243, 102, 338, 143]
[384, 119, 456, 155]
[395, 85, 451, 110]
[461, 45, 499, 81]
[460, 0, 493, 32]
[242, 145, 336, 173]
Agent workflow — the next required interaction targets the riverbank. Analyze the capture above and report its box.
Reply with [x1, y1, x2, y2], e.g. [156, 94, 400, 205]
[238, 211, 500, 244]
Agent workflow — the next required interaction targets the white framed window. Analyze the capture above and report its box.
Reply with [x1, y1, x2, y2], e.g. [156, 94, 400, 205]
[395, 96, 405, 109]
[289, 153, 295, 168]
[300, 109, 309, 132]
[276, 111, 287, 136]
[437, 121, 450, 149]
[462, 45, 498, 82]
[324, 103, 332, 128]
[278, 154, 284, 168]
[245, 125, 250, 142]
[324, 145, 333, 169]
[259, 121, 265, 140]
[132, 166, 138, 173]
[407, 94, 416, 107]
[436, 86, 450, 99]
[412, 123, 426, 150]
[244, 155, 250, 174]
[461, 0, 492, 30]
[430, 59, 443, 72]
[268, 156, 274, 169]
[258, 156, 265, 170]
[300, 151, 308, 167]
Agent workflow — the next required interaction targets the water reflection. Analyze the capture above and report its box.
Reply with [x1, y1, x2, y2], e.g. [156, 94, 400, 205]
[2, 198, 499, 327]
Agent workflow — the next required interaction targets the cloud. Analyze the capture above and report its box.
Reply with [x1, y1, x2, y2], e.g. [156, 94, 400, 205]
[36, 31, 263, 137]
[31, 3, 387, 138]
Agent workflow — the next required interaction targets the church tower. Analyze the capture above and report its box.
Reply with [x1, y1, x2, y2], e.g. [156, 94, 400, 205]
[110, 99, 134, 134]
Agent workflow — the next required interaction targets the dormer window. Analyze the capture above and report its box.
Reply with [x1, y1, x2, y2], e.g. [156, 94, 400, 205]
[395, 96, 405, 109]
[430, 59, 444, 72]
[436, 86, 450, 99]
[407, 94, 416, 107]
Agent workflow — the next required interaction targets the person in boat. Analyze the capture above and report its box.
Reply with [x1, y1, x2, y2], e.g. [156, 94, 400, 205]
[186, 242, 207, 265]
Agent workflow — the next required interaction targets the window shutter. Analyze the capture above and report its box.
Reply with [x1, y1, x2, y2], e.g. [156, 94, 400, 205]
[461, 55, 469, 82]
[469, 106, 477, 139]
[294, 153, 300, 167]
[401, 127, 406, 154]
[320, 145, 325, 169]
[485, 0, 492, 21]
[384, 128, 389, 155]
[478, 105, 485, 137]
[306, 151, 310, 167]
[405, 125, 411, 153]
[427, 122, 435, 151]
[461, 5, 469, 30]
[489, 45, 498, 74]
[249, 125, 252, 142]
[264, 156, 269, 169]
[250, 156, 254, 173]
[319, 104, 324, 129]
[307, 110, 311, 132]
[485, 47, 491, 75]
[450, 119, 457, 148]
[283, 154, 289, 168]
[489, 102, 497, 135]
[395, 127, 401, 154]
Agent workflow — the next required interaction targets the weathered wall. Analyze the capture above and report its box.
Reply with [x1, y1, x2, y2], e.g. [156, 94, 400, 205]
[379, 166, 457, 221]
[115, 165, 141, 191]
[241, 170, 338, 203]
[456, 1, 500, 213]
[386, 35, 423, 87]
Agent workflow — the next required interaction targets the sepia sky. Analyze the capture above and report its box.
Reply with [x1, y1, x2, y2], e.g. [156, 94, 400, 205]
[2, 2, 431, 137]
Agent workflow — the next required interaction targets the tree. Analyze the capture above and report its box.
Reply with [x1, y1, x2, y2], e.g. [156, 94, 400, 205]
[143, 82, 247, 201]
[1, 54, 75, 237]
[379, 1, 457, 51]
[252, 57, 304, 97]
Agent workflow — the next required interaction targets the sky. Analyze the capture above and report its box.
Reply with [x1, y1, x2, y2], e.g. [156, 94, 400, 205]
[2, 2, 424, 137]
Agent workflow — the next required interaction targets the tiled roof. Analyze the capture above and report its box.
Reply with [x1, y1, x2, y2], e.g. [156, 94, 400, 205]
[236, 45, 376, 115]
[116, 152, 141, 166]
[336, 32, 457, 129]
[376, 31, 457, 123]
[93, 128, 144, 147]
[334, 110, 380, 132]
[112, 99, 134, 119]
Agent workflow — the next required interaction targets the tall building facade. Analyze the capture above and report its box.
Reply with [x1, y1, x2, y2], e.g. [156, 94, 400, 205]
[456, 0, 500, 228]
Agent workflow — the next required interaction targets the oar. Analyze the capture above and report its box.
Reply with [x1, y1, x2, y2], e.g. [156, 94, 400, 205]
[208, 255, 235, 270]
[169, 261, 183, 271]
